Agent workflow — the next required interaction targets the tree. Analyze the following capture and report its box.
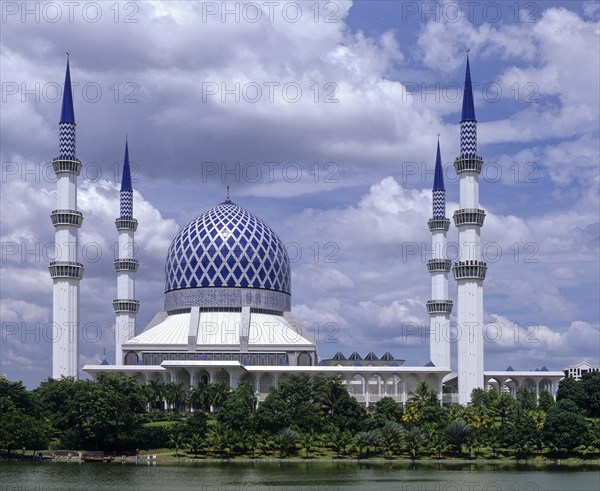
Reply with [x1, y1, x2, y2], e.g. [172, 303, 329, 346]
[557, 377, 586, 409]
[543, 399, 587, 453]
[187, 433, 204, 456]
[377, 421, 403, 459]
[581, 371, 600, 417]
[301, 431, 319, 458]
[445, 420, 471, 455]
[163, 382, 186, 411]
[276, 428, 299, 458]
[0, 398, 51, 456]
[218, 384, 257, 433]
[0, 379, 35, 414]
[145, 379, 165, 411]
[537, 390, 555, 413]
[515, 387, 537, 413]
[168, 424, 186, 457]
[495, 393, 515, 424]
[409, 382, 438, 407]
[207, 382, 230, 412]
[183, 411, 208, 439]
[371, 397, 404, 427]
[328, 429, 352, 458]
[404, 425, 424, 461]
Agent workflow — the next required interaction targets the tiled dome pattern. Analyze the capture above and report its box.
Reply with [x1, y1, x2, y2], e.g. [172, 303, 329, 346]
[165, 202, 291, 294]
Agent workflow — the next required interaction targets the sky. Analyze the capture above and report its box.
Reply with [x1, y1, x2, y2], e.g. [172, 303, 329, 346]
[0, 0, 599, 388]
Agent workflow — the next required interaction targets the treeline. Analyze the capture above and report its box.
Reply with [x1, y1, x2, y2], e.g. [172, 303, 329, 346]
[1, 372, 599, 460]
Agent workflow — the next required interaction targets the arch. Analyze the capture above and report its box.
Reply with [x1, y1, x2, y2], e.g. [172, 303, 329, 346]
[239, 373, 256, 390]
[297, 352, 312, 366]
[214, 369, 230, 388]
[124, 351, 138, 365]
[367, 374, 383, 396]
[522, 377, 536, 391]
[405, 374, 421, 396]
[133, 372, 146, 385]
[259, 373, 274, 394]
[348, 373, 365, 396]
[538, 377, 553, 394]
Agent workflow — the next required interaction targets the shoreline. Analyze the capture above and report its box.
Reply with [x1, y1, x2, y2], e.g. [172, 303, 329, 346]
[3, 456, 600, 466]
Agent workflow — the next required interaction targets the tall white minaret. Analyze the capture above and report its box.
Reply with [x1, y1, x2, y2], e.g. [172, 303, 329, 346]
[113, 140, 139, 363]
[427, 137, 452, 369]
[453, 53, 487, 404]
[49, 55, 84, 379]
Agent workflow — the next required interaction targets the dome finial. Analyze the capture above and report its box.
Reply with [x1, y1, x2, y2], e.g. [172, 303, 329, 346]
[225, 185, 231, 203]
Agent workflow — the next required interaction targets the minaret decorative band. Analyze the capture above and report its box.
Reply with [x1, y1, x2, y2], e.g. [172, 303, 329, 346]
[120, 190, 133, 219]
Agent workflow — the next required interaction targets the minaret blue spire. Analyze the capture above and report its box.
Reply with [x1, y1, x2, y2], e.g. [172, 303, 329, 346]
[432, 135, 446, 220]
[121, 139, 132, 192]
[461, 51, 476, 122]
[120, 139, 133, 219]
[60, 53, 75, 124]
[433, 136, 445, 192]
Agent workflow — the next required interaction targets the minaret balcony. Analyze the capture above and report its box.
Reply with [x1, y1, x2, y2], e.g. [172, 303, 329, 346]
[452, 260, 487, 281]
[52, 157, 82, 175]
[428, 218, 450, 232]
[115, 218, 138, 231]
[454, 156, 483, 174]
[114, 259, 138, 272]
[453, 208, 485, 227]
[49, 261, 84, 280]
[427, 259, 452, 273]
[426, 300, 453, 315]
[112, 299, 140, 314]
[50, 209, 83, 227]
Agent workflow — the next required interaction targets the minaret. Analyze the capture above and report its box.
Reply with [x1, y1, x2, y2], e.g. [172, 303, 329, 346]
[49, 55, 83, 379]
[113, 140, 139, 363]
[427, 136, 452, 368]
[453, 53, 487, 404]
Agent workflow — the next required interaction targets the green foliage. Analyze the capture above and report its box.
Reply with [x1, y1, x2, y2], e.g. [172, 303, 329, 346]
[0, 397, 51, 455]
[445, 420, 471, 454]
[543, 399, 588, 452]
[371, 397, 404, 427]
[581, 372, 600, 417]
[557, 376, 586, 408]
[537, 390, 555, 413]
[515, 387, 537, 413]
[218, 383, 257, 433]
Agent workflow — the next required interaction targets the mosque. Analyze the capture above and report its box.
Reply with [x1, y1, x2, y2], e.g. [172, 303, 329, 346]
[48, 55, 563, 405]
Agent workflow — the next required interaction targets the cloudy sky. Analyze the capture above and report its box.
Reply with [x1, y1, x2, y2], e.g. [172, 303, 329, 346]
[1, 1, 598, 388]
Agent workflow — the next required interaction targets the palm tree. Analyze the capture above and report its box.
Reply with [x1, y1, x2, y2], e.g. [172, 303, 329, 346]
[187, 433, 204, 456]
[404, 425, 424, 461]
[445, 420, 472, 455]
[378, 421, 403, 459]
[277, 428, 300, 458]
[354, 430, 380, 459]
[409, 381, 438, 407]
[188, 383, 209, 412]
[163, 382, 186, 412]
[257, 430, 274, 456]
[169, 426, 186, 458]
[301, 431, 319, 458]
[209, 422, 232, 458]
[207, 382, 230, 412]
[426, 429, 447, 459]
[328, 429, 352, 458]
[145, 379, 165, 411]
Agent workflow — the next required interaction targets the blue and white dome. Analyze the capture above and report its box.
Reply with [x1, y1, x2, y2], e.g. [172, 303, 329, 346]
[165, 201, 291, 294]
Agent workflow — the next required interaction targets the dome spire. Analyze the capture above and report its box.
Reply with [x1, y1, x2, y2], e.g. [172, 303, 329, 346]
[225, 185, 231, 203]
[461, 49, 476, 122]
[60, 52, 75, 124]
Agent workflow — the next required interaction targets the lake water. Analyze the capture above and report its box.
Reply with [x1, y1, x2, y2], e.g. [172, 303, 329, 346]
[1, 461, 599, 491]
